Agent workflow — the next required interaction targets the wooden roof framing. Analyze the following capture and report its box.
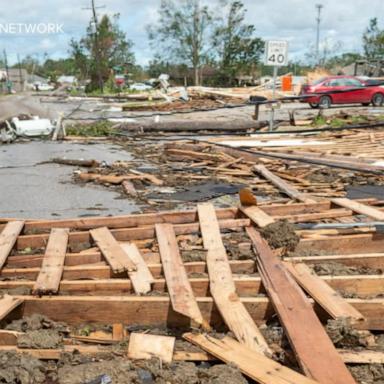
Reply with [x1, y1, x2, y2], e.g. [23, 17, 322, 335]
[0, 198, 383, 381]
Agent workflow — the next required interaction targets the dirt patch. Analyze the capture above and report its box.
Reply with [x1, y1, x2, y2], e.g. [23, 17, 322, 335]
[57, 356, 247, 384]
[258, 221, 299, 252]
[326, 318, 375, 349]
[312, 263, 382, 276]
[349, 364, 384, 384]
[0, 286, 32, 296]
[57, 358, 136, 384]
[18, 329, 63, 349]
[0, 351, 46, 384]
[181, 249, 207, 262]
[6, 314, 67, 333]
[307, 169, 341, 184]
[199, 364, 247, 384]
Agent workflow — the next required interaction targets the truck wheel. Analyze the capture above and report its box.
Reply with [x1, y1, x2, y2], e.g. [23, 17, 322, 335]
[309, 103, 319, 108]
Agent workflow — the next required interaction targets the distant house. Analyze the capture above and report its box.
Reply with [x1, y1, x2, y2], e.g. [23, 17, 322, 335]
[28, 73, 48, 85]
[57, 75, 77, 86]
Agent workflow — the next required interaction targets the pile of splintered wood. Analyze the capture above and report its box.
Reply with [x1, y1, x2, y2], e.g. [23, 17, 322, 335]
[0, 194, 383, 383]
[207, 128, 384, 173]
[163, 140, 384, 199]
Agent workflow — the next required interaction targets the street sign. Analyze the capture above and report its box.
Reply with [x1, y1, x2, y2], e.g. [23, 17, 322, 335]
[265, 40, 288, 66]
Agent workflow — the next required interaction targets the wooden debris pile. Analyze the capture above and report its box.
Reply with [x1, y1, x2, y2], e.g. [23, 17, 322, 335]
[0, 196, 383, 383]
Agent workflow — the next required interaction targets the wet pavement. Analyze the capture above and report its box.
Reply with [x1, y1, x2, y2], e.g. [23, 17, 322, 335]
[0, 141, 139, 219]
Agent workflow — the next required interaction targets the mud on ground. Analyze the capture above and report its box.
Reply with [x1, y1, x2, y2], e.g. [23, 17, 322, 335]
[258, 220, 300, 252]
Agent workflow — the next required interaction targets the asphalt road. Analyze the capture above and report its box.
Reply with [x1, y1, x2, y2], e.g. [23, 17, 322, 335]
[0, 141, 139, 219]
[1, 93, 383, 125]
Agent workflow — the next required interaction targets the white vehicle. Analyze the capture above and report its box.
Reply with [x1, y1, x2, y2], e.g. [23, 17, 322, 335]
[1, 116, 54, 142]
[130, 83, 153, 91]
[34, 82, 55, 91]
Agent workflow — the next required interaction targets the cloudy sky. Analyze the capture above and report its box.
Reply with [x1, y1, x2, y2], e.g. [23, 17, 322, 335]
[0, 0, 383, 65]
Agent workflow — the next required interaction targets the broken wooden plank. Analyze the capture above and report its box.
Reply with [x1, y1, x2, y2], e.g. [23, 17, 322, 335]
[0, 221, 24, 269]
[197, 203, 270, 355]
[0, 274, 383, 299]
[0, 295, 23, 321]
[284, 262, 365, 322]
[155, 223, 207, 328]
[33, 228, 69, 295]
[239, 205, 274, 227]
[128, 333, 175, 363]
[246, 226, 357, 384]
[90, 227, 136, 273]
[338, 350, 384, 364]
[253, 164, 317, 203]
[4, 295, 381, 330]
[120, 243, 154, 294]
[112, 324, 125, 341]
[332, 198, 384, 220]
[184, 333, 318, 384]
[17, 218, 250, 250]
[122, 180, 138, 197]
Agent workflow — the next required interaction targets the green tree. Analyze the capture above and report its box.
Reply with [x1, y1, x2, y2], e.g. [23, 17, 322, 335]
[325, 52, 364, 70]
[18, 55, 41, 75]
[40, 58, 77, 82]
[148, 0, 212, 85]
[363, 18, 384, 59]
[71, 14, 135, 91]
[212, 0, 264, 85]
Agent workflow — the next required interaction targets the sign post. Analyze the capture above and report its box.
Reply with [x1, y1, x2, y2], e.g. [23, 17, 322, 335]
[264, 40, 288, 131]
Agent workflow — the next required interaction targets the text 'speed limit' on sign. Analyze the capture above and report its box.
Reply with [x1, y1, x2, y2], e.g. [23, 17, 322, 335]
[265, 40, 288, 66]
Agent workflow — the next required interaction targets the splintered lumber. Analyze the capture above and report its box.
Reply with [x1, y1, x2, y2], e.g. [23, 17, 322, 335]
[155, 223, 207, 327]
[284, 262, 364, 322]
[166, 149, 221, 162]
[239, 205, 274, 227]
[183, 333, 318, 384]
[0, 221, 24, 269]
[0, 344, 380, 364]
[197, 203, 270, 355]
[51, 158, 99, 167]
[246, 227, 357, 384]
[253, 164, 317, 203]
[112, 324, 125, 341]
[128, 333, 175, 363]
[122, 180, 138, 197]
[338, 350, 384, 364]
[33, 228, 69, 295]
[90, 227, 136, 273]
[332, 198, 384, 220]
[78, 173, 130, 184]
[0, 295, 23, 321]
[120, 243, 154, 294]
[6, 295, 383, 329]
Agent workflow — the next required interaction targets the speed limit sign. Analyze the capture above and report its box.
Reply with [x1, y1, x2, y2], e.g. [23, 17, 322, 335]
[265, 40, 288, 66]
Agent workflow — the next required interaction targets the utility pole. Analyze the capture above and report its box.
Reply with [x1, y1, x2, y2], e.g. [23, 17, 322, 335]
[83, 0, 105, 93]
[315, 4, 323, 66]
[17, 54, 24, 92]
[3, 49, 11, 94]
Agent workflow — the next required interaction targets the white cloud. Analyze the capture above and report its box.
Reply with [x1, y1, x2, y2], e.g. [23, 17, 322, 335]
[0, 0, 383, 65]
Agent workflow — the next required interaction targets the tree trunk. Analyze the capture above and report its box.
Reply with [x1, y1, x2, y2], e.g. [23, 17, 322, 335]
[194, 66, 200, 86]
